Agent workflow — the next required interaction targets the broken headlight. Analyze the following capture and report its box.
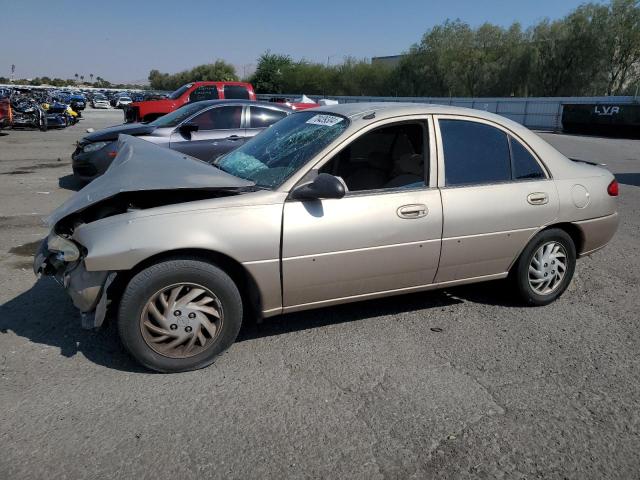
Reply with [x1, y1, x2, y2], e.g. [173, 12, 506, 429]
[83, 141, 108, 153]
[47, 233, 80, 262]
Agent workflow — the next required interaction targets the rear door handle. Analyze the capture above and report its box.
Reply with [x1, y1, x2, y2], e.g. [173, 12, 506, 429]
[397, 204, 428, 219]
[226, 135, 242, 141]
[527, 192, 549, 205]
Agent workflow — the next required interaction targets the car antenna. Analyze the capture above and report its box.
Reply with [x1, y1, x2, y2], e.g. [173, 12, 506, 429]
[362, 112, 375, 120]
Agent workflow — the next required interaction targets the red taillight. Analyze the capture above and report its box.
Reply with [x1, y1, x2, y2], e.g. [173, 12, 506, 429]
[607, 179, 619, 196]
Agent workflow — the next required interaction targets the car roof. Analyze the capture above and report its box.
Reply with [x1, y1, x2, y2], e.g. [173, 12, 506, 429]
[310, 101, 511, 123]
[190, 81, 252, 86]
[308, 101, 543, 141]
[187, 99, 292, 112]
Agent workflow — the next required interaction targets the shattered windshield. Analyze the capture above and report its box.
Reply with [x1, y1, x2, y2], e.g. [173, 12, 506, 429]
[215, 111, 349, 188]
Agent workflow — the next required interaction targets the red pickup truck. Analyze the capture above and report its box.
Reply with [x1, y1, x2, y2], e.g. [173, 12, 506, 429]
[124, 81, 256, 123]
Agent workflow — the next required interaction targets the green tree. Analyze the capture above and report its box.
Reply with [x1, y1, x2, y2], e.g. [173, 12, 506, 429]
[250, 51, 293, 93]
[598, 0, 640, 94]
[148, 61, 238, 90]
[333, 57, 392, 96]
[530, 5, 603, 96]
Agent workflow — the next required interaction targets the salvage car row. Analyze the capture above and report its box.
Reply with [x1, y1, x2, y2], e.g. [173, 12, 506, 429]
[0, 86, 171, 132]
[0, 87, 87, 131]
[34, 100, 619, 373]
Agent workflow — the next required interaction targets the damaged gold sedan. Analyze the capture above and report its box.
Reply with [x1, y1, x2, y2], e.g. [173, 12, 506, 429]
[35, 103, 619, 372]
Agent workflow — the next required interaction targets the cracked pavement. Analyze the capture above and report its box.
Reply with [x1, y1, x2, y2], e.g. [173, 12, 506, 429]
[0, 110, 639, 479]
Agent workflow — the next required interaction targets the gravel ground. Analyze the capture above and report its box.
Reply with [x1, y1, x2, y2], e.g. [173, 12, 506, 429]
[0, 109, 638, 480]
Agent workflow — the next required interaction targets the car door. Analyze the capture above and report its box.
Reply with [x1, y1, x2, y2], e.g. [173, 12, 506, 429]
[245, 105, 289, 140]
[187, 85, 219, 103]
[433, 115, 559, 283]
[169, 105, 246, 161]
[281, 117, 443, 310]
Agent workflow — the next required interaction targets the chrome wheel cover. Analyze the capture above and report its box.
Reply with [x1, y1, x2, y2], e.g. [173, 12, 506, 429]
[528, 241, 568, 296]
[140, 283, 224, 359]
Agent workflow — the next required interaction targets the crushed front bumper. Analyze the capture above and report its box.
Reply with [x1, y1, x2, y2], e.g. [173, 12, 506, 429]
[34, 239, 115, 329]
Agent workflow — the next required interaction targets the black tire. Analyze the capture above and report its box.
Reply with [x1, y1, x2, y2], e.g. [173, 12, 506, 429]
[512, 228, 576, 306]
[118, 258, 243, 373]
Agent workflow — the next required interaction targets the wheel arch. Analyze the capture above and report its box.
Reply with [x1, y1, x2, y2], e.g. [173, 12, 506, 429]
[541, 222, 584, 255]
[109, 248, 265, 323]
[508, 222, 584, 274]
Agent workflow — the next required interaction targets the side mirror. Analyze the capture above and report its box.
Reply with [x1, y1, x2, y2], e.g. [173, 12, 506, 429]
[178, 122, 199, 138]
[291, 173, 346, 201]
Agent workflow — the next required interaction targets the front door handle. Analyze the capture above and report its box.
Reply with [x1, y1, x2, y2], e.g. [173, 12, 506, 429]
[527, 192, 549, 205]
[226, 135, 242, 141]
[397, 204, 428, 219]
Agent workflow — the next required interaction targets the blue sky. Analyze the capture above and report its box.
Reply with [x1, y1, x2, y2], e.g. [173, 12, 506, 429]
[1, 0, 597, 83]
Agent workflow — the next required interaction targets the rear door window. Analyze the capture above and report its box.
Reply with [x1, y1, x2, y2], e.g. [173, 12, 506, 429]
[439, 119, 511, 186]
[223, 85, 250, 100]
[249, 107, 288, 128]
[190, 86, 219, 102]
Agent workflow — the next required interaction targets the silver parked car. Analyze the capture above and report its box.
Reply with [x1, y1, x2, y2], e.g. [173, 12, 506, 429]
[35, 103, 619, 372]
[71, 100, 291, 181]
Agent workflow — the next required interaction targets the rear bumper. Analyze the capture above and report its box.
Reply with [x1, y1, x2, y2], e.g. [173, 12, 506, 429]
[574, 212, 619, 257]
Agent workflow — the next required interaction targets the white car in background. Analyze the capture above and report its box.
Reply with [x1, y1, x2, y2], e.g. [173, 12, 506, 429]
[115, 96, 133, 109]
[91, 94, 110, 109]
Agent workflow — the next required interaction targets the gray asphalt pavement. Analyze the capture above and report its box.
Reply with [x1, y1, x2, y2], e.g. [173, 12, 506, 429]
[0, 109, 638, 479]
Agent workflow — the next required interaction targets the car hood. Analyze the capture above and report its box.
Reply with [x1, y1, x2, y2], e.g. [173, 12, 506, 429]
[46, 134, 254, 226]
[84, 123, 157, 142]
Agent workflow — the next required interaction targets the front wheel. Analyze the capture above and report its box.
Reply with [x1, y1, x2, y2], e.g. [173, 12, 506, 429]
[512, 228, 576, 306]
[118, 259, 243, 373]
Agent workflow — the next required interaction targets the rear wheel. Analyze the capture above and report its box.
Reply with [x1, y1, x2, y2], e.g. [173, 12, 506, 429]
[512, 228, 576, 306]
[118, 259, 243, 372]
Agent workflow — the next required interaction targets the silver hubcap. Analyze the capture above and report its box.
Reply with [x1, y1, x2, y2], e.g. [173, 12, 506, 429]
[140, 283, 223, 359]
[528, 241, 567, 296]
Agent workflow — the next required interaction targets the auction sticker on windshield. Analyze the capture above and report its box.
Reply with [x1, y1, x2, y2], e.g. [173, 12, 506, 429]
[306, 114, 343, 126]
